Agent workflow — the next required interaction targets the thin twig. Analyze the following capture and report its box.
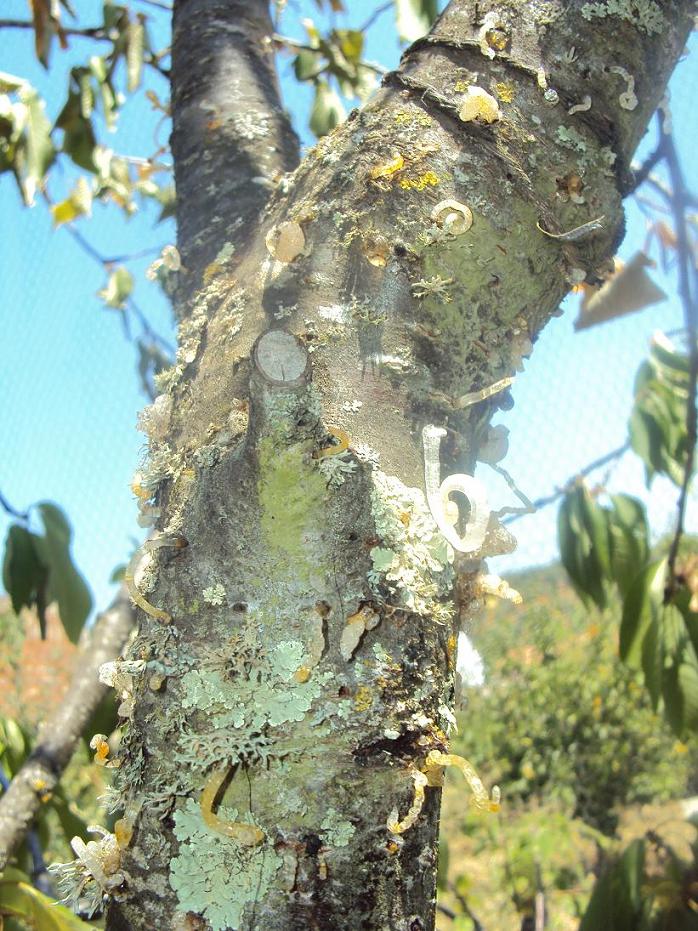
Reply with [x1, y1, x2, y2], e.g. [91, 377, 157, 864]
[448, 882, 485, 931]
[490, 462, 536, 519]
[136, 0, 172, 10]
[359, 0, 394, 34]
[0, 491, 29, 522]
[62, 225, 175, 355]
[0, 19, 106, 39]
[0, 19, 170, 78]
[628, 144, 665, 194]
[503, 443, 630, 525]
[661, 122, 698, 594]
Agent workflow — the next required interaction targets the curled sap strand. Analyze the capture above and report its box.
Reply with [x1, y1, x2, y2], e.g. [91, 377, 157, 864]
[610, 66, 638, 111]
[313, 426, 350, 459]
[387, 770, 429, 835]
[430, 200, 473, 235]
[124, 533, 187, 623]
[200, 765, 265, 846]
[387, 751, 500, 834]
[424, 751, 501, 812]
[422, 426, 490, 554]
[537, 215, 605, 242]
[455, 376, 514, 410]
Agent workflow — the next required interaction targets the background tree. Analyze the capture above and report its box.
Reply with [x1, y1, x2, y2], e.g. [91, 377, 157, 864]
[0, 2, 695, 930]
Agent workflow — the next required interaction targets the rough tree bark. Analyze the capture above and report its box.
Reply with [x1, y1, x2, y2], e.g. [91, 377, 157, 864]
[94, 2, 694, 929]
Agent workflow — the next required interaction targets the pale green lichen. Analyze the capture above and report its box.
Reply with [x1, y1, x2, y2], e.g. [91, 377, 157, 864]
[177, 639, 329, 770]
[318, 451, 358, 488]
[580, 0, 665, 34]
[368, 470, 454, 620]
[203, 583, 226, 606]
[170, 798, 280, 931]
[321, 808, 355, 847]
[556, 126, 617, 175]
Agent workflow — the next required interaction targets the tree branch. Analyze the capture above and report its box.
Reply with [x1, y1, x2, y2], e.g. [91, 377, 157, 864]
[0, 766, 51, 894]
[503, 443, 630, 525]
[0, 19, 106, 39]
[0, 490, 29, 522]
[0, 19, 170, 79]
[171, 0, 301, 287]
[0, 591, 135, 869]
[62, 224, 175, 358]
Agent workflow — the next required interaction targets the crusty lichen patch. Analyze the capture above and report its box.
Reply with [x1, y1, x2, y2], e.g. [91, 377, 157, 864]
[580, 0, 665, 34]
[368, 469, 454, 621]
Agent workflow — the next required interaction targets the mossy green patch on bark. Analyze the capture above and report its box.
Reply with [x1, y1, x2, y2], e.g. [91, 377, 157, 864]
[257, 437, 327, 564]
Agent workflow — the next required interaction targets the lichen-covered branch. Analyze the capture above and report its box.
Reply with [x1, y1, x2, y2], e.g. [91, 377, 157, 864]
[171, 0, 300, 287]
[0, 592, 134, 869]
[102, 3, 693, 929]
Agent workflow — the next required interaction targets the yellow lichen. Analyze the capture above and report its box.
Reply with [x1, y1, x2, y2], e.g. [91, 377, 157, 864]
[495, 82, 515, 103]
[369, 153, 404, 180]
[394, 110, 431, 127]
[353, 685, 374, 712]
[399, 171, 439, 191]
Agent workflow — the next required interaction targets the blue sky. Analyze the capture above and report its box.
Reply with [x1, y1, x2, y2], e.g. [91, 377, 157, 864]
[0, 1, 695, 618]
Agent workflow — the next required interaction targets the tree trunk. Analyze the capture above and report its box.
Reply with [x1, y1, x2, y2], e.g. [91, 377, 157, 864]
[103, 2, 693, 929]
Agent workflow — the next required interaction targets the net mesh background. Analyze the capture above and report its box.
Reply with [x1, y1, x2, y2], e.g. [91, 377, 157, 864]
[0, 4, 695, 614]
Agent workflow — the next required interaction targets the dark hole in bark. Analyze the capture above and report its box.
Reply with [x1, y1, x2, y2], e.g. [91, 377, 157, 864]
[302, 832, 323, 856]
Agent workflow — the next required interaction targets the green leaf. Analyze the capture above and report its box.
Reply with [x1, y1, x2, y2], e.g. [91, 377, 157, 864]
[50, 786, 90, 846]
[15, 85, 55, 205]
[650, 331, 691, 381]
[607, 494, 649, 597]
[677, 649, 698, 732]
[127, 17, 145, 92]
[51, 176, 93, 227]
[557, 486, 606, 609]
[336, 28, 363, 63]
[98, 266, 133, 309]
[662, 661, 684, 736]
[2, 525, 43, 615]
[293, 49, 323, 82]
[394, 0, 438, 41]
[35, 502, 92, 643]
[641, 616, 662, 710]
[0, 867, 94, 930]
[619, 557, 667, 666]
[55, 90, 97, 171]
[579, 485, 612, 579]
[110, 563, 126, 583]
[629, 355, 690, 489]
[309, 80, 345, 138]
[580, 840, 645, 931]
[0, 73, 26, 93]
[0, 717, 30, 775]
[675, 590, 698, 667]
